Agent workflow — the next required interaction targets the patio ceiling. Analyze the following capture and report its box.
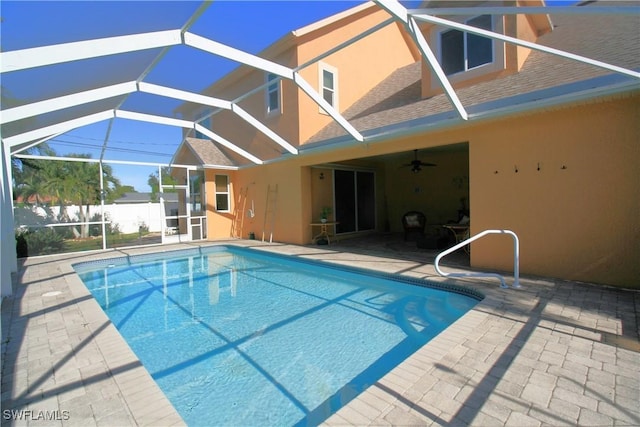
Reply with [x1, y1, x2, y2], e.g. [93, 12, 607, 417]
[1, 0, 639, 168]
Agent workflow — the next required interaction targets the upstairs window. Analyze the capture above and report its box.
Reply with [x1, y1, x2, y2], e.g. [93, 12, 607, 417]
[319, 63, 338, 112]
[265, 73, 280, 115]
[440, 15, 493, 76]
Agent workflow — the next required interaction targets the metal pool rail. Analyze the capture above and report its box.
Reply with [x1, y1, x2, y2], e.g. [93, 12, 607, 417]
[435, 229, 520, 289]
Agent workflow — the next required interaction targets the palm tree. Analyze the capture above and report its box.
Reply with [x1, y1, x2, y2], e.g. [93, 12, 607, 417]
[16, 174, 48, 207]
[13, 146, 124, 238]
[12, 143, 56, 203]
[62, 155, 121, 238]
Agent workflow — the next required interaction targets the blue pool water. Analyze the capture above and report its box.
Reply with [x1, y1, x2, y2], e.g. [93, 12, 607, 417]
[75, 246, 481, 426]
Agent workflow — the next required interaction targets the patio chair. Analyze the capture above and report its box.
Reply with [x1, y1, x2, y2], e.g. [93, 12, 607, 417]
[402, 211, 426, 241]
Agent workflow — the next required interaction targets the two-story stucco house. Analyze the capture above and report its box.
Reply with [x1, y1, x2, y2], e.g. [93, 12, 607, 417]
[172, 0, 639, 288]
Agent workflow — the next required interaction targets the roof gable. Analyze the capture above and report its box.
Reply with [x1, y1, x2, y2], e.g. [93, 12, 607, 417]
[173, 137, 243, 168]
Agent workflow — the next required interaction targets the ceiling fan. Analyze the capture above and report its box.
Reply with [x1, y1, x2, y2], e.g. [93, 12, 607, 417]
[401, 149, 436, 173]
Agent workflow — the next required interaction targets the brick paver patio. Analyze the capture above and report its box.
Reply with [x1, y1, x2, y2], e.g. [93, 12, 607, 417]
[2, 239, 638, 426]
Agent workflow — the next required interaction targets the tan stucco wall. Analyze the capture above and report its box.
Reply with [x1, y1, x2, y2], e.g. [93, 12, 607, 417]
[296, 11, 419, 143]
[180, 7, 418, 150]
[205, 169, 236, 239]
[206, 163, 309, 243]
[470, 94, 640, 288]
[206, 93, 639, 288]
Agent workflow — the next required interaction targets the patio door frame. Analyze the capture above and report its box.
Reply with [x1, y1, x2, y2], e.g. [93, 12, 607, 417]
[333, 167, 376, 235]
[160, 166, 206, 244]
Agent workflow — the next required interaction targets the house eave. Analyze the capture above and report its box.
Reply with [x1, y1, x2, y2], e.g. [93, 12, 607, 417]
[202, 164, 240, 171]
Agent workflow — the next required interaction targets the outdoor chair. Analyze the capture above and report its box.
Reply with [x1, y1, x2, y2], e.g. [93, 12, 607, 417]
[402, 211, 426, 241]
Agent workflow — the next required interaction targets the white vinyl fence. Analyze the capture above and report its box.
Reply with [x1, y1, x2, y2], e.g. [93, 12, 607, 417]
[14, 202, 178, 234]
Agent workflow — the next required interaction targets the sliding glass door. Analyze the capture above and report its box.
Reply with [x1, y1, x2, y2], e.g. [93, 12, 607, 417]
[334, 169, 375, 234]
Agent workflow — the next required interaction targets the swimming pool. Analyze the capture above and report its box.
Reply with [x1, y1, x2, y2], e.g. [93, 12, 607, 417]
[74, 245, 481, 426]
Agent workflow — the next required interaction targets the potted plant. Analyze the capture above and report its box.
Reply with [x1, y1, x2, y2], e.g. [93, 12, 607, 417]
[320, 207, 332, 223]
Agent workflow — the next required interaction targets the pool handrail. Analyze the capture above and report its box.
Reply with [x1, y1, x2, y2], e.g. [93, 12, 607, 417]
[434, 229, 520, 289]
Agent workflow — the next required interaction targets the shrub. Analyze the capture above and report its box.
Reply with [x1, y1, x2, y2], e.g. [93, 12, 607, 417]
[16, 228, 65, 256]
[138, 222, 149, 234]
[15, 231, 28, 258]
[88, 213, 119, 236]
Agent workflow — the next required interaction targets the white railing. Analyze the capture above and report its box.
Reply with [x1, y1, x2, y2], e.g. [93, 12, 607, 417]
[435, 229, 520, 289]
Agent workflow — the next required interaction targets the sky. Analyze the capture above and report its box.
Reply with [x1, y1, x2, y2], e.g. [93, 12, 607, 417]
[2, 0, 576, 192]
[3, 1, 406, 191]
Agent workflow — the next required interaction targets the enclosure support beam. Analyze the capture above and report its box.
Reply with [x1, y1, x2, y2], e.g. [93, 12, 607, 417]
[0, 82, 137, 125]
[3, 111, 116, 148]
[99, 162, 107, 251]
[293, 72, 364, 142]
[183, 32, 294, 80]
[195, 124, 263, 164]
[412, 13, 640, 80]
[231, 104, 298, 155]
[1, 139, 18, 297]
[407, 16, 468, 120]
[0, 30, 182, 73]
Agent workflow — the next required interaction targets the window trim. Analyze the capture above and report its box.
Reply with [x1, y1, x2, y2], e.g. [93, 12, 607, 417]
[214, 174, 230, 213]
[434, 14, 505, 83]
[265, 72, 281, 116]
[318, 62, 339, 114]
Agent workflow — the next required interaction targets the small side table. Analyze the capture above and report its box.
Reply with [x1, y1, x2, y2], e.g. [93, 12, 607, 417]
[443, 224, 470, 253]
[311, 221, 339, 244]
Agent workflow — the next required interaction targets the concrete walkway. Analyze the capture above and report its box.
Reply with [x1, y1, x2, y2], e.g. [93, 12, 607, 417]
[2, 239, 639, 426]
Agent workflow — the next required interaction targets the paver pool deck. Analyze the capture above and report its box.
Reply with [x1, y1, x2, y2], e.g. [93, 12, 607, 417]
[2, 239, 639, 426]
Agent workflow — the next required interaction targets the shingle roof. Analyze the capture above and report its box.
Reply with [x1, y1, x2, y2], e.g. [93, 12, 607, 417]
[183, 137, 243, 167]
[308, 3, 640, 143]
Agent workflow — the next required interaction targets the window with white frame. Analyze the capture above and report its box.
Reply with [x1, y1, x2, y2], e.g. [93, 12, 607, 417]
[214, 174, 230, 212]
[319, 63, 338, 112]
[265, 72, 280, 115]
[439, 15, 494, 76]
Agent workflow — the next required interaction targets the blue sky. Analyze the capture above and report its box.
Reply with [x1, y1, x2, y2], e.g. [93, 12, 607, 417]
[2, 0, 574, 191]
[4, 1, 408, 191]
